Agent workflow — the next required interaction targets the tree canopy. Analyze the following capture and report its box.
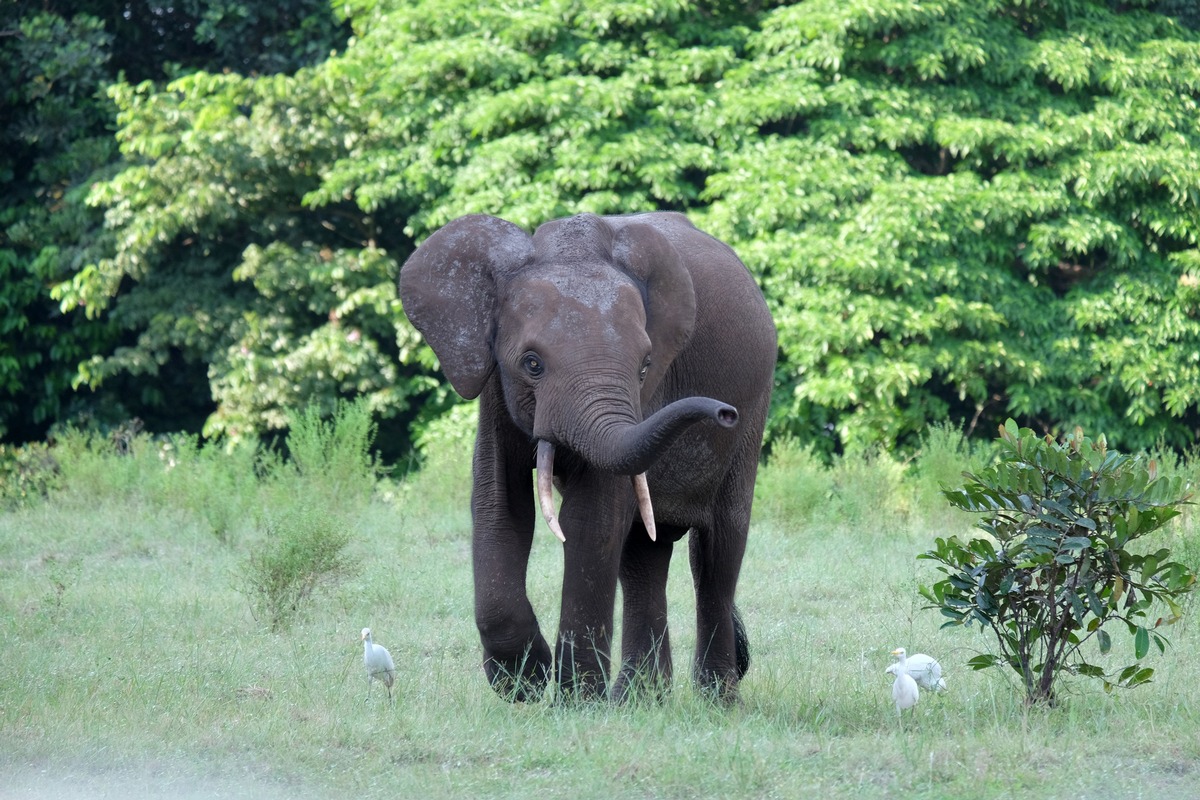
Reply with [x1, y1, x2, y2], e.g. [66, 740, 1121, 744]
[6, 0, 1200, 456]
[0, 0, 349, 441]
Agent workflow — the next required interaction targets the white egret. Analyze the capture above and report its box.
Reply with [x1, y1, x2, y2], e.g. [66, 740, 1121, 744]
[891, 647, 947, 692]
[361, 627, 396, 704]
[888, 647, 921, 714]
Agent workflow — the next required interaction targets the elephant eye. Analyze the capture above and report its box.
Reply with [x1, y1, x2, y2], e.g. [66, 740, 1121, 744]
[639, 356, 651, 383]
[522, 353, 544, 378]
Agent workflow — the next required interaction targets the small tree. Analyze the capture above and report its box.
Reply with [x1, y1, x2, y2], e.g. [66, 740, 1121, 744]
[920, 420, 1197, 705]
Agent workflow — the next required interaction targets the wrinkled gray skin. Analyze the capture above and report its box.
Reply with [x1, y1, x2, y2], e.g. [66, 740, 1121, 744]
[400, 212, 776, 704]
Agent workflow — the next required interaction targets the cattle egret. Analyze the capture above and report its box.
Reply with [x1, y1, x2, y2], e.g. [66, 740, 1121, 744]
[891, 647, 947, 692]
[361, 627, 396, 704]
[888, 647, 921, 714]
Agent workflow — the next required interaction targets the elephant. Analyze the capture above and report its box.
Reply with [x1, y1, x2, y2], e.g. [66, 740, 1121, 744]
[399, 211, 776, 704]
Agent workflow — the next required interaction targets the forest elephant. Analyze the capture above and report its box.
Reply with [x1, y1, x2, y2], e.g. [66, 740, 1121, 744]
[399, 212, 776, 704]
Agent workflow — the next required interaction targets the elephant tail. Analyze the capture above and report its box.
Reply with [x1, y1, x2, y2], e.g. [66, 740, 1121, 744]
[733, 605, 750, 680]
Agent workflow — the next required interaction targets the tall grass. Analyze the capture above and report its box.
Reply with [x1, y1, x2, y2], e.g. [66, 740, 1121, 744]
[2, 420, 1198, 799]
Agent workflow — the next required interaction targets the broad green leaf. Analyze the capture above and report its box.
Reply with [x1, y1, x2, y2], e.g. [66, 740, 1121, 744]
[967, 654, 1001, 670]
[1134, 626, 1150, 660]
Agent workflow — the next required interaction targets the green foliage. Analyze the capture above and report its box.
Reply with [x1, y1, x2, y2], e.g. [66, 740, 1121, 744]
[239, 504, 358, 631]
[275, 398, 382, 511]
[0, 1, 351, 445]
[704, 0, 1200, 454]
[827, 447, 910, 529]
[42, 423, 255, 545]
[18, 399, 378, 537]
[0, 442, 61, 510]
[8, 0, 1200, 456]
[48, 424, 165, 503]
[753, 438, 836, 527]
[397, 400, 476, 510]
[0, 11, 121, 441]
[908, 423, 993, 519]
[920, 419, 1198, 705]
[154, 433, 261, 544]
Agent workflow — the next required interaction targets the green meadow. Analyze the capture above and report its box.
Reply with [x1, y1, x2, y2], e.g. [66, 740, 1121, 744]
[2, 423, 1199, 799]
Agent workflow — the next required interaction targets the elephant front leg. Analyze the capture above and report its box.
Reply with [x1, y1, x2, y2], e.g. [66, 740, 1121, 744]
[476, 597, 552, 703]
[473, 521, 553, 701]
[471, 400, 553, 703]
[612, 523, 677, 703]
[553, 485, 628, 703]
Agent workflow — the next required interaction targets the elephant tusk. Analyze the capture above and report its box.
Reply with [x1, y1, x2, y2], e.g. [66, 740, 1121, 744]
[633, 473, 656, 541]
[536, 440, 566, 543]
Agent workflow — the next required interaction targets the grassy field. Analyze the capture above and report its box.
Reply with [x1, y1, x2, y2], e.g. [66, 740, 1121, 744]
[2, 425, 1199, 799]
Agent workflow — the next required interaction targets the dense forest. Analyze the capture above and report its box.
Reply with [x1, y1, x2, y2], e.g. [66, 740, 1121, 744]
[3, 0, 1200, 459]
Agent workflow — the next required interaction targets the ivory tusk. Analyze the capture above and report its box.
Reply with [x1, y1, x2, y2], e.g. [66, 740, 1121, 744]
[633, 472, 656, 541]
[536, 440, 566, 542]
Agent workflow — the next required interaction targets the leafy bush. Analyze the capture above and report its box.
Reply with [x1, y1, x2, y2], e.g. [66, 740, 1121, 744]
[155, 433, 260, 544]
[50, 425, 165, 503]
[0, 443, 60, 509]
[400, 401, 476, 508]
[275, 398, 381, 511]
[921, 420, 1197, 705]
[908, 423, 993, 522]
[239, 505, 357, 631]
[752, 438, 835, 527]
[828, 448, 909, 529]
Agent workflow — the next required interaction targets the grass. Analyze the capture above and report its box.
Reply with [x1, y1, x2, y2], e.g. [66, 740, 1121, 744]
[2, 422, 1199, 799]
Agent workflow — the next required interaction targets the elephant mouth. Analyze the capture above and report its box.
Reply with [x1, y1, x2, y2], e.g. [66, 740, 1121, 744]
[536, 440, 658, 542]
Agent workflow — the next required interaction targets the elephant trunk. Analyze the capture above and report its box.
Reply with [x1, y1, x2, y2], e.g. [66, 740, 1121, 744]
[536, 397, 738, 542]
[578, 396, 738, 475]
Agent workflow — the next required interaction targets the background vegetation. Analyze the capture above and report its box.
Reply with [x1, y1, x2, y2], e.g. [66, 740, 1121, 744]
[4, 0, 1200, 457]
[2, 420, 1199, 798]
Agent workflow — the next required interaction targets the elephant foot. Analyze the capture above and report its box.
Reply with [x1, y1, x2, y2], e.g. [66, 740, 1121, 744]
[691, 605, 750, 704]
[552, 665, 611, 705]
[612, 666, 672, 705]
[553, 632, 612, 704]
[483, 638, 552, 703]
[692, 669, 742, 706]
[548, 668, 610, 705]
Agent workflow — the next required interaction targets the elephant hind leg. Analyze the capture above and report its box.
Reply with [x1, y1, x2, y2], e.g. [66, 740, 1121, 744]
[688, 521, 749, 703]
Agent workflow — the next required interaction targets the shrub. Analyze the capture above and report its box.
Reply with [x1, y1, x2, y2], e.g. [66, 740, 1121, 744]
[909, 423, 992, 521]
[752, 437, 834, 528]
[409, 401, 476, 502]
[155, 433, 260, 544]
[920, 420, 1197, 705]
[828, 447, 909, 529]
[278, 398, 380, 510]
[0, 442, 60, 509]
[239, 505, 357, 631]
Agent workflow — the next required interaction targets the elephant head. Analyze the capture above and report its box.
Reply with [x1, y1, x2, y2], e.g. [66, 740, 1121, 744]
[400, 213, 737, 539]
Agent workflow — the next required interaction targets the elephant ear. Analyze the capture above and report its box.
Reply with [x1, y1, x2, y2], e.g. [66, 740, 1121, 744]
[399, 215, 534, 399]
[612, 222, 697, 394]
